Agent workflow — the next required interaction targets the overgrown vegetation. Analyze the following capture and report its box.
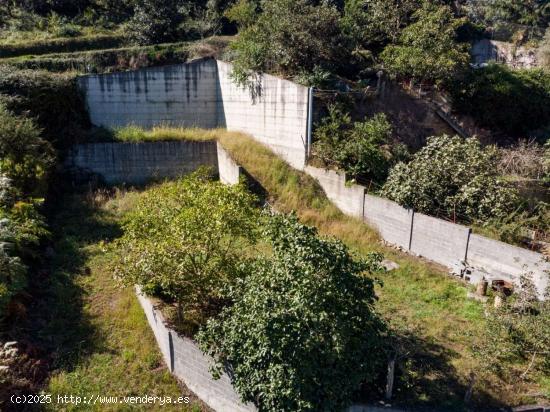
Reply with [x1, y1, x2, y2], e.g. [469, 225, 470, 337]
[382, 135, 520, 223]
[198, 213, 387, 412]
[449, 64, 550, 137]
[114, 170, 259, 335]
[0, 104, 52, 319]
[313, 106, 402, 184]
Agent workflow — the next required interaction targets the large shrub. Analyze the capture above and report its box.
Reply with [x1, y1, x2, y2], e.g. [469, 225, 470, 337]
[198, 213, 386, 412]
[114, 170, 259, 334]
[449, 64, 550, 137]
[127, 0, 184, 45]
[0, 67, 90, 148]
[0, 104, 54, 196]
[381, 3, 469, 84]
[229, 0, 343, 86]
[313, 106, 399, 184]
[382, 135, 519, 222]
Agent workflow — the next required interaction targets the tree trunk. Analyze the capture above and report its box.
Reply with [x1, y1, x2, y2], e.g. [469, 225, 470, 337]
[464, 372, 476, 403]
[385, 357, 396, 401]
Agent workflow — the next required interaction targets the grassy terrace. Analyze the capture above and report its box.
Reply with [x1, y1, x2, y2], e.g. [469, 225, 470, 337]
[108, 126, 549, 409]
[39, 191, 208, 411]
[0, 37, 233, 74]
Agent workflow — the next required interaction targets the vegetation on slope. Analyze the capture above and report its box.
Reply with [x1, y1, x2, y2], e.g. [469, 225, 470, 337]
[41, 190, 208, 412]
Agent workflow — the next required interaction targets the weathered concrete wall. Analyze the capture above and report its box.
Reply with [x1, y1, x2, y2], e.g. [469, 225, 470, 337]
[471, 39, 538, 69]
[77, 59, 310, 170]
[305, 166, 365, 218]
[217, 142, 241, 185]
[409, 213, 471, 269]
[364, 195, 413, 250]
[136, 289, 256, 412]
[467, 234, 549, 299]
[66, 141, 218, 185]
[216, 61, 309, 169]
[304, 165, 548, 297]
[78, 58, 219, 128]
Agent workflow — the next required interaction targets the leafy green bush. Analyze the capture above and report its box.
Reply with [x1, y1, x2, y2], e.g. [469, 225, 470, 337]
[128, 0, 184, 45]
[381, 3, 469, 84]
[229, 0, 342, 86]
[382, 135, 520, 222]
[198, 213, 386, 412]
[313, 106, 398, 183]
[449, 64, 550, 137]
[0, 104, 54, 196]
[0, 67, 90, 148]
[114, 170, 259, 334]
[0, 216, 27, 317]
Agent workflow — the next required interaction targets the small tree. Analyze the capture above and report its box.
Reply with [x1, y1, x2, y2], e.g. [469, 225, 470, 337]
[382, 135, 519, 222]
[0, 104, 54, 196]
[469, 269, 550, 402]
[229, 0, 342, 86]
[381, 3, 469, 84]
[114, 169, 259, 334]
[127, 0, 184, 45]
[197, 213, 387, 412]
[314, 106, 396, 183]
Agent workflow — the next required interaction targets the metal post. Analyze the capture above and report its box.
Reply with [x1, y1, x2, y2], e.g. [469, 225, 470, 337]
[306, 87, 314, 161]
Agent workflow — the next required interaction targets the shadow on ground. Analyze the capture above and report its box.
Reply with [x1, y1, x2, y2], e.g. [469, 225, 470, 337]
[1, 190, 122, 412]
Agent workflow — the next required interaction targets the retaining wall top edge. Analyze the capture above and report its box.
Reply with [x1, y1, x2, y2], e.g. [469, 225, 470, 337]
[76, 57, 216, 81]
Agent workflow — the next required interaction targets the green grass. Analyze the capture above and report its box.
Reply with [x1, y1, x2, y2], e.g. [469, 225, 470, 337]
[41, 190, 208, 411]
[40, 126, 548, 410]
[0, 36, 233, 74]
[0, 33, 126, 58]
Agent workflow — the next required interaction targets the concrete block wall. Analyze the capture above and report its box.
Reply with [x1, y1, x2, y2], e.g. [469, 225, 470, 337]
[305, 166, 365, 218]
[217, 142, 241, 185]
[136, 289, 256, 412]
[409, 213, 471, 269]
[364, 194, 413, 250]
[66, 141, 218, 185]
[216, 61, 309, 169]
[306, 167, 549, 298]
[467, 234, 549, 297]
[77, 58, 310, 170]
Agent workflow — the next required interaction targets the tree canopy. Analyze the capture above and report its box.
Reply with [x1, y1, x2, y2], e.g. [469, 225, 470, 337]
[197, 213, 387, 412]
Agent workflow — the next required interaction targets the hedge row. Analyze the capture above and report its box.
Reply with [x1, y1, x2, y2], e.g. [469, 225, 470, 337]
[0, 33, 126, 58]
[2, 41, 193, 74]
[0, 66, 90, 151]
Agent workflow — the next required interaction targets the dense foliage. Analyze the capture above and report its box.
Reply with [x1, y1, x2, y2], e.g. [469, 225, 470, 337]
[313, 106, 399, 183]
[0, 106, 52, 318]
[198, 213, 386, 412]
[0, 67, 90, 148]
[113, 170, 259, 334]
[228, 0, 343, 86]
[449, 64, 550, 137]
[381, 3, 469, 84]
[382, 135, 520, 222]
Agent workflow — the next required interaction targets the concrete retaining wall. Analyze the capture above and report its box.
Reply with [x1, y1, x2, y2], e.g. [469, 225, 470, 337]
[305, 166, 549, 297]
[78, 59, 219, 128]
[409, 213, 471, 269]
[136, 289, 256, 412]
[305, 166, 365, 218]
[217, 142, 241, 185]
[364, 195, 413, 250]
[66, 141, 218, 185]
[216, 61, 309, 169]
[78, 58, 309, 170]
[467, 234, 549, 298]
